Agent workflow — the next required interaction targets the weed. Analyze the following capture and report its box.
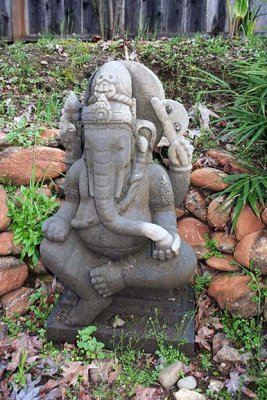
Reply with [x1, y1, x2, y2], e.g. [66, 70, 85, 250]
[203, 235, 223, 259]
[194, 272, 212, 296]
[2, 316, 22, 337]
[6, 117, 43, 147]
[222, 312, 263, 356]
[35, 92, 63, 127]
[200, 352, 212, 371]
[8, 174, 59, 265]
[76, 326, 105, 360]
[117, 346, 158, 395]
[25, 288, 60, 332]
[212, 167, 267, 232]
[13, 349, 28, 388]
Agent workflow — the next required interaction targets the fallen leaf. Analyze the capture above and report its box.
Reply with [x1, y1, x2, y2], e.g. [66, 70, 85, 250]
[195, 326, 214, 350]
[62, 362, 95, 386]
[78, 385, 94, 400]
[133, 386, 163, 400]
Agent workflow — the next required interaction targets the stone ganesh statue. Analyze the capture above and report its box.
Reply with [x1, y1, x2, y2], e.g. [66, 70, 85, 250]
[41, 61, 197, 329]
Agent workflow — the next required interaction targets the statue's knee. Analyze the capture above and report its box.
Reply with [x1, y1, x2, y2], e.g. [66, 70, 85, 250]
[40, 239, 64, 273]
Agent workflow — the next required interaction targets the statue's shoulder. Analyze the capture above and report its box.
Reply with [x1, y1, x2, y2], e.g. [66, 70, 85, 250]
[147, 163, 174, 208]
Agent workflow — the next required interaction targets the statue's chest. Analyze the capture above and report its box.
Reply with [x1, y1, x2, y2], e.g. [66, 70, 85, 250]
[73, 172, 151, 231]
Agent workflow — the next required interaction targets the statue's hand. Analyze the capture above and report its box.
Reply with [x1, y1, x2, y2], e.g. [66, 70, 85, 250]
[153, 232, 181, 261]
[42, 217, 70, 242]
[168, 136, 193, 171]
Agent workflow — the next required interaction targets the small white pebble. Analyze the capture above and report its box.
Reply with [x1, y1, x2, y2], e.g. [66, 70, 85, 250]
[177, 376, 197, 390]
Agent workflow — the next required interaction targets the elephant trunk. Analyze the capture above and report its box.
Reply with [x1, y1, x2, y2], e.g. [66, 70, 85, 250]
[92, 154, 171, 244]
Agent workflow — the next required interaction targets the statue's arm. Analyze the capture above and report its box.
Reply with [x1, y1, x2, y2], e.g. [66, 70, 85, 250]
[148, 164, 180, 260]
[42, 161, 81, 242]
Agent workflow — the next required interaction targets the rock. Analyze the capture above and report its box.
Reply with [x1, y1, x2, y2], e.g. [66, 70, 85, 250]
[174, 388, 206, 400]
[0, 321, 8, 340]
[0, 146, 66, 185]
[0, 232, 22, 256]
[39, 128, 60, 147]
[0, 186, 11, 231]
[207, 196, 232, 229]
[212, 332, 232, 356]
[0, 132, 10, 148]
[206, 254, 239, 272]
[261, 208, 267, 225]
[177, 217, 210, 259]
[52, 177, 66, 195]
[158, 361, 183, 389]
[0, 232, 13, 255]
[208, 380, 224, 393]
[175, 205, 187, 219]
[177, 376, 197, 390]
[185, 190, 207, 222]
[234, 229, 267, 274]
[0, 257, 28, 296]
[212, 231, 236, 254]
[1, 286, 34, 318]
[89, 359, 114, 384]
[213, 345, 243, 363]
[30, 260, 48, 275]
[234, 204, 265, 240]
[191, 168, 228, 192]
[208, 275, 258, 318]
[207, 149, 248, 174]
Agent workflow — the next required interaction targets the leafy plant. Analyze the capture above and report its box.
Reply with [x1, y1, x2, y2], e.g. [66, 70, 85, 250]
[13, 349, 28, 388]
[222, 312, 263, 355]
[226, 0, 249, 39]
[25, 288, 60, 332]
[212, 168, 267, 231]
[200, 352, 212, 371]
[117, 347, 158, 394]
[76, 326, 105, 360]
[8, 175, 59, 265]
[203, 235, 223, 259]
[6, 117, 43, 147]
[194, 272, 212, 296]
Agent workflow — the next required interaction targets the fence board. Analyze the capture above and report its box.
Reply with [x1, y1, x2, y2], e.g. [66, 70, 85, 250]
[0, 0, 266, 41]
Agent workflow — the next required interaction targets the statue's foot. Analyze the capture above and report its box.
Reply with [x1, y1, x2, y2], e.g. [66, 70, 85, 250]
[90, 262, 125, 298]
[65, 298, 111, 327]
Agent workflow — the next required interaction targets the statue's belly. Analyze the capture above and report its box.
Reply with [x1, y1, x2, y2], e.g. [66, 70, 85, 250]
[77, 208, 151, 258]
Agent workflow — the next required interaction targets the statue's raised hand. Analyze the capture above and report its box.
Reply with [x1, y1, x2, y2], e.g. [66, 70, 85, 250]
[153, 232, 181, 261]
[42, 217, 70, 242]
[168, 136, 193, 171]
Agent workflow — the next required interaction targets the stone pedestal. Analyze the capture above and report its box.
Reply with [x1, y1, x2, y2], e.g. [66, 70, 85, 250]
[46, 285, 195, 356]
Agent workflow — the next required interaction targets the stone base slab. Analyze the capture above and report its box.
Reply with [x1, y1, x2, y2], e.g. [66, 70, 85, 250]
[46, 286, 195, 356]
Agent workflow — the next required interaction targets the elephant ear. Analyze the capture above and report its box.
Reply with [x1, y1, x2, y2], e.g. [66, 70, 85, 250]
[119, 61, 165, 145]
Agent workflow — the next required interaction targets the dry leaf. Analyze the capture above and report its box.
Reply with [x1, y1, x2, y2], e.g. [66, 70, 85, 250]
[62, 362, 95, 386]
[195, 326, 214, 350]
[133, 386, 163, 400]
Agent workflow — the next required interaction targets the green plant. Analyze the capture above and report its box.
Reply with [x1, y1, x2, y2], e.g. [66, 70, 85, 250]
[226, 0, 249, 39]
[8, 174, 59, 265]
[194, 272, 212, 296]
[149, 313, 190, 366]
[25, 288, 60, 332]
[35, 92, 63, 127]
[2, 316, 22, 337]
[199, 352, 212, 371]
[203, 235, 223, 259]
[222, 312, 263, 355]
[13, 349, 28, 388]
[212, 168, 267, 231]
[76, 326, 105, 360]
[5, 117, 43, 147]
[255, 371, 267, 399]
[117, 346, 158, 395]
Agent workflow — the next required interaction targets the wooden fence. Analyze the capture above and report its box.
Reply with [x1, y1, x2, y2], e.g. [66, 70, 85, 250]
[0, 0, 266, 41]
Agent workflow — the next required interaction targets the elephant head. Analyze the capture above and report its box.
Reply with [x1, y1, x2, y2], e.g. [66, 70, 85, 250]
[81, 61, 173, 248]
